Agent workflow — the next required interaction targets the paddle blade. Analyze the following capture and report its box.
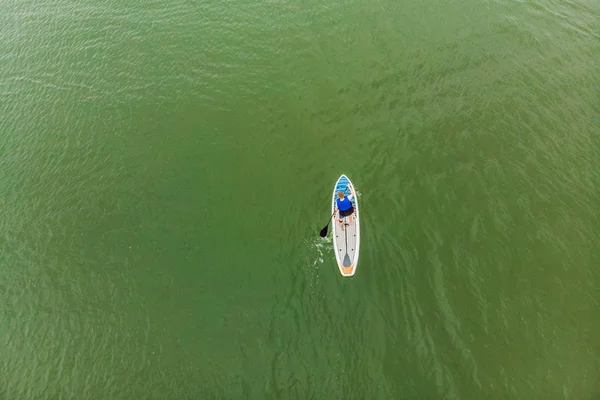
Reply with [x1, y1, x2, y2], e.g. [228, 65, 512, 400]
[319, 225, 329, 237]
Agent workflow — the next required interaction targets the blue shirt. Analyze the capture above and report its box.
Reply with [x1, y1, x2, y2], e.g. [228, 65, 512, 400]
[336, 195, 353, 211]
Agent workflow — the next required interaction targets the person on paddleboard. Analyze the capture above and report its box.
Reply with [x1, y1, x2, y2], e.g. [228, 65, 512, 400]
[336, 185, 355, 224]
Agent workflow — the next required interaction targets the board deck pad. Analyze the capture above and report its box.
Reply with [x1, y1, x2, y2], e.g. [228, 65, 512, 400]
[332, 174, 360, 277]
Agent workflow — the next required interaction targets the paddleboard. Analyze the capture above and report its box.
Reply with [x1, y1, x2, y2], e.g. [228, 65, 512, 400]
[331, 174, 360, 277]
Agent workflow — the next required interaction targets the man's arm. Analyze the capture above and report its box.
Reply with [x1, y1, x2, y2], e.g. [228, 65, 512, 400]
[347, 185, 356, 200]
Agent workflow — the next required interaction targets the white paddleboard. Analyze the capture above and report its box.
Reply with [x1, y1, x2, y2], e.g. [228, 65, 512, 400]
[331, 174, 360, 277]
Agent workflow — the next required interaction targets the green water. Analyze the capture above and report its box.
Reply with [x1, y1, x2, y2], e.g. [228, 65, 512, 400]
[1, 0, 599, 398]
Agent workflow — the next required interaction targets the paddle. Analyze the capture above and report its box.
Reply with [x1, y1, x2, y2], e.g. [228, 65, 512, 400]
[319, 210, 336, 237]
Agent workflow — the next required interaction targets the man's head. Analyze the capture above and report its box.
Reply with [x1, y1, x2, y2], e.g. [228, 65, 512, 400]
[337, 191, 345, 199]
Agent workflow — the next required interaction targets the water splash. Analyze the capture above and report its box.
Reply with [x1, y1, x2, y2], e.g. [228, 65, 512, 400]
[300, 235, 330, 301]
[301, 235, 328, 274]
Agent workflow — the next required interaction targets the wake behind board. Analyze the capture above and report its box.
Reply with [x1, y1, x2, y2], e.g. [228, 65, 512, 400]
[331, 174, 360, 277]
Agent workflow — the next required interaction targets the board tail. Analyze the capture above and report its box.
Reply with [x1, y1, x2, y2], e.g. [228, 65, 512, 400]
[342, 253, 352, 267]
